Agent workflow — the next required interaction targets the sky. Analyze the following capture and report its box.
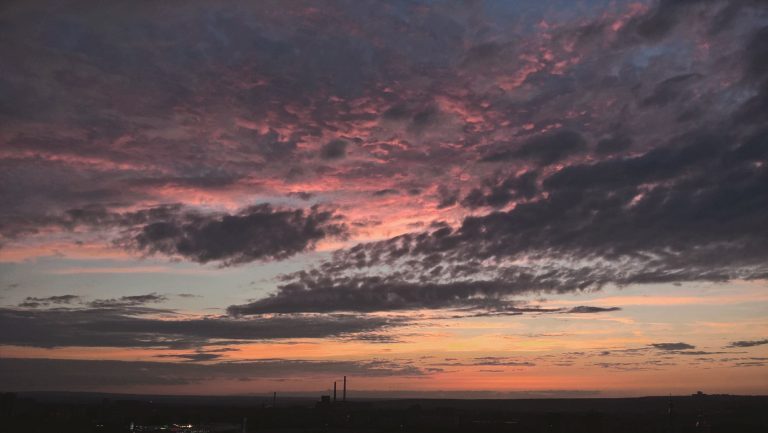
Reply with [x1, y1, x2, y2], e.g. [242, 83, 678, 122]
[0, 0, 767, 398]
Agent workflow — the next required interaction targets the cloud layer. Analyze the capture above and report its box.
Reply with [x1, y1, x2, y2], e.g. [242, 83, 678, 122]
[0, 0, 767, 392]
[0, 306, 405, 348]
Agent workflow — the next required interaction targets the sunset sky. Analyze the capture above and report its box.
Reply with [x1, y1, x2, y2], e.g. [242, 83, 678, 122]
[1, 0, 767, 398]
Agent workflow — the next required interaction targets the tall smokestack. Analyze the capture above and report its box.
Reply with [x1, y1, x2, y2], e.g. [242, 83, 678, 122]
[273, 391, 277, 407]
[343, 376, 347, 402]
[333, 382, 337, 402]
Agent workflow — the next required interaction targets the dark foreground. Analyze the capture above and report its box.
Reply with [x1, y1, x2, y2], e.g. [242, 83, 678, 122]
[1, 392, 766, 433]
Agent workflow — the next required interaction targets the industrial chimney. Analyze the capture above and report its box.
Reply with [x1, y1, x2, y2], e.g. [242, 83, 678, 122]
[343, 376, 347, 402]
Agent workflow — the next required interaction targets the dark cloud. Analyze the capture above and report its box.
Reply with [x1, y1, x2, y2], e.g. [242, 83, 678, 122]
[1, 204, 183, 240]
[481, 130, 587, 165]
[744, 25, 768, 79]
[154, 348, 241, 362]
[2, 203, 345, 265]
[595, 136, 633, 155]
[535, 342, 759, 372]
[436, 185, 460, 209]
[631, 0, 710, 41]
[650, 342, 696, 351]
[726, 339, 768, 348]
[430, 357, 535, 368]
[339, 333, 403, 344]
[88, 293, 167, 308]
[512, 130, 588, 165]
[641, 73, 702, 108]
[18, 295, 80, 308]
[372, 188, 399, 197]
[735, 78, 768, 125]
[155, 352, 227, 362]
[287, 191, 315, 201]
[565, 306, 621, 314]
[127, 175, 238, 190]
[228, 261, 620, 315]
[268, 121, 768, 312]
[461, 41, 504, 68]
[408, 106, 440, 133]
[320, 139, 348, 160]
[461, 171, 538, 209]
[0, 306, 406, 349]
[733, 24, 768, 124]
[0, 357, 425, 390]
[733, 361, 767, 367]
[227, 277, 523, 315]
[672, 350, 728, 356]
[228, 268, 625, 315]
[127, 204, 347, 265]
[592, 360, 670, 371]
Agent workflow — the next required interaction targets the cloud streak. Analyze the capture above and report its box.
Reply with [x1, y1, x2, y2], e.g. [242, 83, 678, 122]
[0, 306, 406, 349]
[726, 339, 768, 348]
